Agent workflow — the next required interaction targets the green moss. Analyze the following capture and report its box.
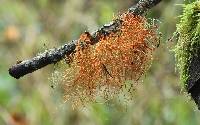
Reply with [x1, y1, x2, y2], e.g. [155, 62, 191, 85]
[175, 1, 200, 87]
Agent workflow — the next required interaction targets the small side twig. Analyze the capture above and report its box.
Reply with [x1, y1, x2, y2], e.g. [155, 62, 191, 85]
[9, 0, 162, 79]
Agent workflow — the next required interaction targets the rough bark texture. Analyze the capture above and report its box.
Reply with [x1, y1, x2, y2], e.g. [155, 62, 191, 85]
[188, 51, 200, 109]
[9, 41, 77, 79]
[9, 0, 162, 79]
[129, 0, 162, 15]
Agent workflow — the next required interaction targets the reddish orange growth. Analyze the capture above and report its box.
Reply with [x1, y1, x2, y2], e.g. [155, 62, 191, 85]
[62, 12, 159, 107]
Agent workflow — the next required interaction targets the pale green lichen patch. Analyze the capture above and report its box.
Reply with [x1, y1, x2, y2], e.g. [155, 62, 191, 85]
[175, 1, 200, 87]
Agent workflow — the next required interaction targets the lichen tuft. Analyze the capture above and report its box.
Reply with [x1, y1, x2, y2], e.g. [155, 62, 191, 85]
[61, 12, 160, 107]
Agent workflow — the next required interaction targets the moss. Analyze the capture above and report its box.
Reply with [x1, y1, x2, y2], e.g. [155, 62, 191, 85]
[175, 1, 200, 87]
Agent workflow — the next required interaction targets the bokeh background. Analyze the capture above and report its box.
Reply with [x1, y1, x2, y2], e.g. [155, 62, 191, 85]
[1, 0, 200, 125]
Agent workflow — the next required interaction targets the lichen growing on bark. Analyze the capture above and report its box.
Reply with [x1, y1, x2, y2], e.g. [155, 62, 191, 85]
[175, 1, 200, 87]
[61, 12, 160, 107]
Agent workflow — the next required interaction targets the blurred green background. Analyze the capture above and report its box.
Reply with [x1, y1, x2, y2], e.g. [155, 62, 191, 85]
[1, 0, 200, 125]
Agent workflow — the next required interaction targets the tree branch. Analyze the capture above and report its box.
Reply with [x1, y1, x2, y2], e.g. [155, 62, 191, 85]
[8, 0, 162, 79]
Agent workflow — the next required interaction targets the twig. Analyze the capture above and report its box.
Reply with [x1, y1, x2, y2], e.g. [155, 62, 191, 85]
[8, 0, 162, 79]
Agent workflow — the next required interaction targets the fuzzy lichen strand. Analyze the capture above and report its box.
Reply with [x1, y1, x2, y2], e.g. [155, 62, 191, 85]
[61, 12, 160, 107]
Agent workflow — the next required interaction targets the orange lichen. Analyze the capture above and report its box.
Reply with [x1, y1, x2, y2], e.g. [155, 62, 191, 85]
[62, 12, 160, 107]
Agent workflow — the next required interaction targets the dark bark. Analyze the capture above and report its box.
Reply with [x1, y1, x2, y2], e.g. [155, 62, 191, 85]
[188, 52, 200, 109]
[9, 0, 162, 79]
[9, 41, 77, 79]
[129, 0, 162, 15]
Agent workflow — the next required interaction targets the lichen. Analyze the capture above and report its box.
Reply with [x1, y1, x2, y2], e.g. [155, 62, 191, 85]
[61, 12, 160, 107]
[175, 1, 200, 87]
